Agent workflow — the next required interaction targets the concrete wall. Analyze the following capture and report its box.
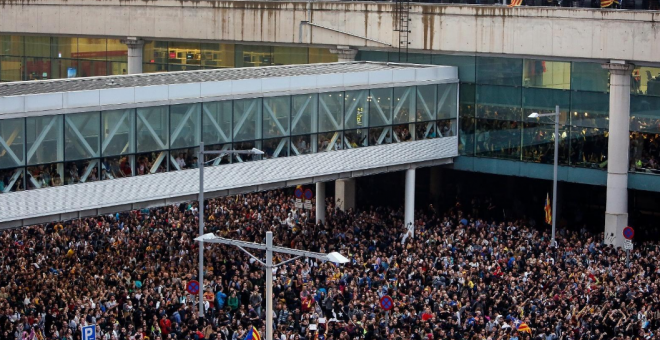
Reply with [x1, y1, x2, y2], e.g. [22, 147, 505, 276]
[1, 0, 660, 63]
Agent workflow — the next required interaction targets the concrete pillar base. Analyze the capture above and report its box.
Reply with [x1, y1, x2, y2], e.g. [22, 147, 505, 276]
[335, 178, 355, 211]
[604, 212, 628, 248]
[330, 45, 358, 62]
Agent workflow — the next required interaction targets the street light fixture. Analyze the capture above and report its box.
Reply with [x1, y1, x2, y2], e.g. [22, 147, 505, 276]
[528, 105, 560, 248]
[194, 231, 349, 340]
[197, 142, 264, 318]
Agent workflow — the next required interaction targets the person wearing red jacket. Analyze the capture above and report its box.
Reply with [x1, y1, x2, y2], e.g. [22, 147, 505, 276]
[159, 315, 172, 336]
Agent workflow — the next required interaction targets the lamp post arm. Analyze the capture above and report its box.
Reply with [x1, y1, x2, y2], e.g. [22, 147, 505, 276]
[236, 245, 266, 267]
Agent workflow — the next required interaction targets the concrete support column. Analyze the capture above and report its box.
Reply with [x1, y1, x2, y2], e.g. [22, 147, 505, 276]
[405, 168, 416, 239]
[602, 60, 634, 248]
[335, 178, 355, 211]
[121, 37, 144, 75]
[329, 45, 358, 62]
[316, 182, 326, 224]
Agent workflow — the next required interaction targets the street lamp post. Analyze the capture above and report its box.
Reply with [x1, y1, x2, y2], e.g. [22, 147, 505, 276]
[197, 142, 264, 318]
[528, 105, 560, 247]
[194, 232, 349, 340]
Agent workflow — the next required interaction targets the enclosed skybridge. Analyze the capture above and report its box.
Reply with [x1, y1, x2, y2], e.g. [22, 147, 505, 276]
[0, 62, 459, 229]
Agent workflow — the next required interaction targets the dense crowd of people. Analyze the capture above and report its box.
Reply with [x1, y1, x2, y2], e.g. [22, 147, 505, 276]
[1, 189, 659, 340]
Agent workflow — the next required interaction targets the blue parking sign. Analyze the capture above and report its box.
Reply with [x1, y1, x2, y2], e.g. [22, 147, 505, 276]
[82, 325, 96, 340]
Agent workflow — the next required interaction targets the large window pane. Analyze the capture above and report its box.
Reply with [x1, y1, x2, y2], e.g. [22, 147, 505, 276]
[345, 90, 368, 129]
[106, 39, 128, 62]
[476, 85, 522, 121]
[392, 125, 413, 143]
[319, 92, 344, 133]
[291, 135, 316, 155]
[368, 88, 392, 127]
[522, 88, 570, 124]
[632, 66, 660, 97]
[369, 126, 392, 146]
[309, 48, 338, 64]
[476, 85, 522, 160]
[236, 45, 272, 68]
[201, 43, 235, 68]
[570, 91, 609, 129]
[64, 112, 100, 161]
[102, 109, 135, 156]
[233, 98, 262, 142]
[522, 123, 569, 165]
[571, 62, 609, 92]
[143, 41, 169, 65]
[136, 106, 169, 152]
[25, 57, 52, 80]
[631, 95, 660, 133]
[25, 36, 51, 58]
[416, 85, 437, 122]
[169, 147, 198, 171]
[26, 115, 63, 165]
[102, 155, 133, 179]
[51, 37, 78, 59]
[263, 137, 289, 159]
[437, 119, 457, 138]
[0, 118, 25, 169]
[263, 96, 291, 139]
[27, 164, 62, 189]
[476, 57, 523, 87]
[273, 46, 308, 65]
[343, 129, 368, 149]
[393, 87, 416, 124]
[459, 84, 476, 155]
[170, 103, 201, 149]
[63, 159, 100, 185]
[1, 56, 23, 82]
[203, 101, 233, 144]
[415, 122, 437, 140]
[168, 41, 201, 66]
[76, 38, 109, 61]
[523, 60, 571, 90]
[569, 127, 608, 168]
[136, 151, 168, 175]
[629, 95, 660, 172]
[291, 94, 318, 135]
[1, 35, 24, 56]
[0, 168, 25, 193]
[432, 54, 476, 83]
[233, 141, 261, 162]
[318, 131, 343, 152]
[437, 83, 458, 120]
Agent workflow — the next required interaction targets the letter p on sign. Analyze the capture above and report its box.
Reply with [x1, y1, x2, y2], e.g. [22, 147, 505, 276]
[82, 325, 96, 340]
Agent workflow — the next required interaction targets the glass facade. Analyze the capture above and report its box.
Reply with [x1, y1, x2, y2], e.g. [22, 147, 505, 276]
[0, 35, 337, 82]
[0, 83, 457, 193]
[630, 66, 660, 174]
[356, 51, 618, 171]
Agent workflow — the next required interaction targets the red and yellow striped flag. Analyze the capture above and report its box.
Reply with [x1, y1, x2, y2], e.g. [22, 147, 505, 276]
[544, 193, 552, 225]
[508, 0, 523, 7]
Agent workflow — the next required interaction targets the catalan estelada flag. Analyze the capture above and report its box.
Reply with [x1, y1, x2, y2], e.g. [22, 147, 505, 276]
[244, 327, 262, 340]
[544, 193, 552, 225]
[510, 316, 532, 334]
[508, 0, 523, 7]
[601, 0, 619, 7]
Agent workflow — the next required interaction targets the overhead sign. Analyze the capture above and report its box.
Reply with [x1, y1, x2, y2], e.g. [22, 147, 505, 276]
[82, 325, 96, 340]
[380, 295, 394, 311]
[304, 189, 313, 200]
[186, 280, 200, 295]
[295, 188, 304, 199]
[623, 226, 634, 240]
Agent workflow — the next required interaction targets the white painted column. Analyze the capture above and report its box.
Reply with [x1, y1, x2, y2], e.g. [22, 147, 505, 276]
[316, 182, 326, 224]
[335, 178, 355, 211]
[405, 168, 416, 239]
[121, 37, 144, 75]
[329, 45, 358, 62]
[602, 60, 634, 248]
